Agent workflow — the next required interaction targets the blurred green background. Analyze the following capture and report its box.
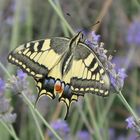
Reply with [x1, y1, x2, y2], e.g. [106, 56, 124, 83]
[0, 0, 140, 140]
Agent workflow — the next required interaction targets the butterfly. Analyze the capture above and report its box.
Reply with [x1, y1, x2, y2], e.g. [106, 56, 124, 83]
[8, 32, 110, 119]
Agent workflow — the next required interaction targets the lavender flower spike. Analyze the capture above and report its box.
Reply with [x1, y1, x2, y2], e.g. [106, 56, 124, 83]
[85, 31, 127, 92]
[48, 119, 70, 140]
[126, 116, 136, 130]
[126, 19, 140, 47]
[0, 78, 5, 97]
[91, 31, 100, 42]
[76, 130, 92, 140]
[17, 69, 27, 80]
[125, 116, 140, 135]
[110, 68, 127, 92]
[0, 78, 17, 123]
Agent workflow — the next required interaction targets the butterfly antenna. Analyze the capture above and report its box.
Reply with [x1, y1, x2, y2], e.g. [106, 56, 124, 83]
[66, 13, 71, 16]
[89, 21, 100, 29]
[93, 21, 100, 26]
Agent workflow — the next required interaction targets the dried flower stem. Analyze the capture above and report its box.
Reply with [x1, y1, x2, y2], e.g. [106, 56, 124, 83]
[94, 0, 112, 31]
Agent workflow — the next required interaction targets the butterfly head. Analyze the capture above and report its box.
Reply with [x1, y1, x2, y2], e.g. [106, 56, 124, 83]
[70, 32, 83, 46]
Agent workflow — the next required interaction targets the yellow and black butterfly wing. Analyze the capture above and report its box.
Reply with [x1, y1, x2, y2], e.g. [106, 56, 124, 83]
[59, 42, 110, 110]
[8, 37, 70, 79]
[8, 33, 110, 119]
[71, 42, 110, 95]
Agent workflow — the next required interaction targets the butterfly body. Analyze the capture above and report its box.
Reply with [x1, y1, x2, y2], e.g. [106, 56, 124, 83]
[8, 32, 110, 119]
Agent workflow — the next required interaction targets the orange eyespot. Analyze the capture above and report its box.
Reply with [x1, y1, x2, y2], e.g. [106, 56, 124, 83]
[54, 81, 64, 94]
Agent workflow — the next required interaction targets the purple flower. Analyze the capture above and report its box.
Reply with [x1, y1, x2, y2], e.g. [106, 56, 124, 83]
[126, 116, 136, 130]
[0, 78, 17, 123]
[126, 19, 140, 47]
[112, 56, 127, 70]
[7, 70, 28, 93]
[110, 68, 127, 92]
[91, 31, 100, 42]
[117, 135, 125, 140]
[7, 70, 36, 103]
[109, 128, 115, 140]
[127, 132, 137, 140]
[0, 78, 5, 97]
[85, 31, 126, 92]
[76, 131, 92, 140]
[0, 98, 10, 113]
[118, 69, 127, 80]
[125, 116, 140, 137]
[85, 32, 107, 62]
[48, 119, 70, 140]
[0, 113, 17, 123]
[85, 31, 100, 48]
[17, 70, 27, 80]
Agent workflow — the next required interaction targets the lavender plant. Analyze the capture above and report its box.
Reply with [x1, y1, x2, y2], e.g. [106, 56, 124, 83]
[75, 130, 92, 140]
[0, 78, 18, 140]
[48, 119, 71, 140]
[0, 78, 16, 123]
[0, 0, 140, 140]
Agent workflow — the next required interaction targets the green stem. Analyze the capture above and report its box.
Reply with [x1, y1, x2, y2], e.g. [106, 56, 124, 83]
[131, 68, 138, 110]
[70, 109, 79, 133]
[21, 92, 62, 140]
[10, 0, 21, 50]
[95, 97, 102, 123]
[8, 124, 19, 140]
[30, 108, 44, 140]
[0, 62, 11, 78]
[100, 96, 115, 125]
[7, 0, 21, 77]
[48, 0, 75, 35]
[76, 103, 94, 135]
[26, 0, 33, 40]
[118, 91, 138, 120]
[0, 122, 19, 140]
[55, 0, 69, 36]
[85, 96, 103, 140]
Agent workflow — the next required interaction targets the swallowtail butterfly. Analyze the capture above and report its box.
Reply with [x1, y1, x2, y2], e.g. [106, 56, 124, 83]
[8, 32, 110, 119]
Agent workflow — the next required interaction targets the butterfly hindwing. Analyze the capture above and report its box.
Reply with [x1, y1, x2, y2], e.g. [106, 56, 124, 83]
[35, 75, 79, 120]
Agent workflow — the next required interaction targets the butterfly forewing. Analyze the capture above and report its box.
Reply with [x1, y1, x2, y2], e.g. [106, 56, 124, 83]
[8, 37, 70, 78]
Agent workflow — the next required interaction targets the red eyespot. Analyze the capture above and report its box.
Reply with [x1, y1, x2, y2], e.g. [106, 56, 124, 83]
[54, 81, 63, 93]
